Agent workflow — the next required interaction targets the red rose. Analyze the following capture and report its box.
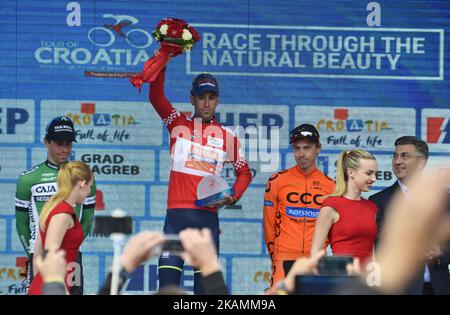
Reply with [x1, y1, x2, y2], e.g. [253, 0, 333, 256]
[166, 20, 184, 38]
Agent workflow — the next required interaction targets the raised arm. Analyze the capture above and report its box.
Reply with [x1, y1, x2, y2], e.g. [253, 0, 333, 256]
[149, 67, 179, 123]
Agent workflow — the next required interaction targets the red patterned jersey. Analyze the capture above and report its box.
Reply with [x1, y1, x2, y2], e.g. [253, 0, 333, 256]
[149, 69, 252, 211]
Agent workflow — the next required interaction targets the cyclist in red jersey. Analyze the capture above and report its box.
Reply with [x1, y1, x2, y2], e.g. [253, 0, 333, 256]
[310, 149, 378, 265]
[148, 57, 252, 294]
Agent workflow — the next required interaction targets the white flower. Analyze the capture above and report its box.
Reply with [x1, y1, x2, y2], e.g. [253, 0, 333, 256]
[159, 24, 169, 35]
[182, 29, 192, 41]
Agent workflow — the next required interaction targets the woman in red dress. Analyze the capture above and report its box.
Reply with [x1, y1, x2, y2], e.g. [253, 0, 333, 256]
[310, 149, 378, 265]
[28, 161, 93, 295]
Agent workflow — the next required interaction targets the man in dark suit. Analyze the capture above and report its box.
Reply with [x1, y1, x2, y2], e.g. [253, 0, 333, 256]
[369, 136, 450, 295]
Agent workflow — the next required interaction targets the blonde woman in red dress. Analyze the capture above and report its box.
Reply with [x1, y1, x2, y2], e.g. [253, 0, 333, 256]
[28, 161, 93, 295]
[310, 149, 378, 265]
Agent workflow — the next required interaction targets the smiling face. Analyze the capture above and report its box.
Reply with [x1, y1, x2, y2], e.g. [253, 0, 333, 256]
[190, 92, 219, 122]
[347, 158, 378, 192]
[392, 144, 427, 181]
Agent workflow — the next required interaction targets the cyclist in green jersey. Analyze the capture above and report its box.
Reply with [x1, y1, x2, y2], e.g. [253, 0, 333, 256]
[15, 116, 96, 294]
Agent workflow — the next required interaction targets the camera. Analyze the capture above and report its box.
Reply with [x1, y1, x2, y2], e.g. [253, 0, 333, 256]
[160, 235, 184, 256]
[150, 235, 184, 257]
[318, 256, 354, 275]
[93, 215, 133, 236]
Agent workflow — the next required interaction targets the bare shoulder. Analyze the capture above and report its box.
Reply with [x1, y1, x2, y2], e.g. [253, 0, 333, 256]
[48, 213, 74, 228]
[319, 206, 340, 223]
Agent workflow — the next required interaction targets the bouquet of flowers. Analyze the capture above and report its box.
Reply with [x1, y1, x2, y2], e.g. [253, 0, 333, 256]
[130, 18, 201, 92]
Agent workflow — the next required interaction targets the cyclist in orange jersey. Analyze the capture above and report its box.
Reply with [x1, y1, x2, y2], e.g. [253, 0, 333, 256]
[264, 124, 335, 289]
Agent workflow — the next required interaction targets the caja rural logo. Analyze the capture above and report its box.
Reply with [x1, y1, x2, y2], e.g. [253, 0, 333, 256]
[427, 117, 450, 144]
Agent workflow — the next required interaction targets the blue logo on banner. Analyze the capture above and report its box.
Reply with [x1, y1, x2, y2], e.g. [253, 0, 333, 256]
[286, 207, 319, 218]
[264, 200, 274, 207]
[346, 119, 364, 132]
[93, 114, 111, 126]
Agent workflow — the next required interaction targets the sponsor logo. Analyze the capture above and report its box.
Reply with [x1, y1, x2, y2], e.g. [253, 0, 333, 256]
[297, 106, 413, 150]
[426, 117, 450, 144]
[14, 198, 30, 208]
[264, 200, 274, 207]
[286, 207, 320, 219]
[286, 192, 324, 206]
[66, 102, 138, 143]
[31, 183, 57, 197]
[35, 185, 56, 194]
[21, 165, 39, 176]
[34, 14, 153, 72]
[317, 108, 391, 133]
[207, 136, 224, 148]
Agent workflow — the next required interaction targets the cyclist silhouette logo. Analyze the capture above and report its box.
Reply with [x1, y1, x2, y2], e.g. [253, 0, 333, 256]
[88, 14, 153, 48]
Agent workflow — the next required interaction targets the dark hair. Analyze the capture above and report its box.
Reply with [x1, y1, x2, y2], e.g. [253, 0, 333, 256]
[394, 136, 429, 159]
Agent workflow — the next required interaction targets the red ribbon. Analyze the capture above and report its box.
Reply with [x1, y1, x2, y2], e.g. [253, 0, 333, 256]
[129, 42, 184, 93]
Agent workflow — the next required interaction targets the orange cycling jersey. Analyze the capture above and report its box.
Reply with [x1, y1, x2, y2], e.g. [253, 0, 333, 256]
[264, 165, 335, 262]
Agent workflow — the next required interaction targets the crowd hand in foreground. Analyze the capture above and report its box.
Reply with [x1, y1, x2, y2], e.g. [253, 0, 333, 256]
[374, 167, 450, 294]
[35, 249, 67, 284]
[120, 231, 165, 273]
[179, 228, 221, 276]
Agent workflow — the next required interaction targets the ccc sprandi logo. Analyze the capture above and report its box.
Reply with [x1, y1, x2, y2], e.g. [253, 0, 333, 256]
[87, 14, 153, 48]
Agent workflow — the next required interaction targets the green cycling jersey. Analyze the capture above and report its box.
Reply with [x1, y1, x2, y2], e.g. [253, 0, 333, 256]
[15, 160, 96, 256]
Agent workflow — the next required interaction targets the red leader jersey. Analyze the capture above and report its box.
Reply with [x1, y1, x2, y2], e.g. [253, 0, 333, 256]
[149, 69, 252, 211]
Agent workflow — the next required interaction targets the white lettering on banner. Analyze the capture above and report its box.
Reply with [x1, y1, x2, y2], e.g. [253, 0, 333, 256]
[35, 14, 154, 71]
[188, 25, 443, 80]
[35, 47, 149, 66]
[294, 106, 416, 151]
[201, 34, 420, 70]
